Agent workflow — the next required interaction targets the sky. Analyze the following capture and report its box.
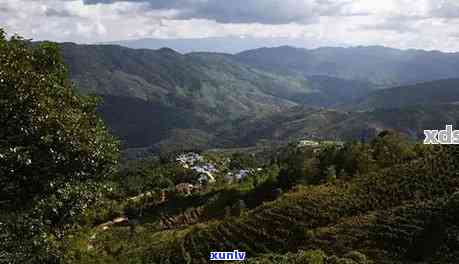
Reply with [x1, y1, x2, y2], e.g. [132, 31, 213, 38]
[2, 0, 459, 51]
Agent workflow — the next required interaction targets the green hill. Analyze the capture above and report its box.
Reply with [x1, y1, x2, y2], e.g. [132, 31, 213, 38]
[354, 79, 459, 110]
[66, 139, 459, 264]
[59, 43, 381, 149]
[60, 43, 313, 121]
[221, 103, 459, 146]
[236, 46, 459, 86]
[57, 43, 459, 150]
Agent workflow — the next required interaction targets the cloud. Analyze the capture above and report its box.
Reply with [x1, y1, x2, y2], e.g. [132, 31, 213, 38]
[44, 7, 79, 17]
[428, 1, 459, 19]
[83, 0, 358, 25]
[1, 0, 459, 51]
[359, 15, 426, 33]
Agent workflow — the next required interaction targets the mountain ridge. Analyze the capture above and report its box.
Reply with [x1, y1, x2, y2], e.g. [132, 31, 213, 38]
[57, 42, 459, 150]
[235, 45, 459, 86]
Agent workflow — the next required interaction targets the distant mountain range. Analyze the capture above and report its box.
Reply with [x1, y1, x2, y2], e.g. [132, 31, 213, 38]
[58, 42, 459, 150]
[236, 46, 459, 87]
[103, 37, 312, 54]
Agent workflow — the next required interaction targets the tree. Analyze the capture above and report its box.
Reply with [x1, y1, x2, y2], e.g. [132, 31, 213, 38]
[0, 32, 119, 207]
[277, 144, 319, 188]
[335, 142, 375, 177]
[229, 152, 256, 170]
[371, 130, 415, 168]
[0, 30, 120, 262]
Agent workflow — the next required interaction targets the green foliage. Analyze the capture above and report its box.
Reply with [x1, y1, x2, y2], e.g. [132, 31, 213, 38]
[133, 139, 459, 264]
[229, 249, 371, 264]
[0, 35, 119, 206]
[332, 142, 375, 177]
[370, 131, 415, 168]
[0, 30, 120, 263]
[277, 144, 320, 188]
[118, 158, 177, 196]
[229, 152, 257, 170]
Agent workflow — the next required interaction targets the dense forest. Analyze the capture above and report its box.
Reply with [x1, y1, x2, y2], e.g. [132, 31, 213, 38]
[2, 30, 459, 264]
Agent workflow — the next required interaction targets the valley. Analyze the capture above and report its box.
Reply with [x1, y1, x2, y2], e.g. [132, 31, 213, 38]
[58, 43, 459, 153]
[2, 29, 459, 264]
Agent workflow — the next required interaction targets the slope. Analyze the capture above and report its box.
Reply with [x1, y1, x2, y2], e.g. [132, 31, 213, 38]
[222, 103, 459, 146]
[236, 46, 459, 86]
[354, 79, 459, 110]
[59, 43, 314, 121]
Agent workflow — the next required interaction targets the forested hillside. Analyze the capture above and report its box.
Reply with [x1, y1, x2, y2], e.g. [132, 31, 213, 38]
[60, 43, 310, 121]
[61, 132, 459, 264]
[217, 103, 459, 147]
[354, 79, 459, 110]
[236, 46, 459, 86]
[58, 43, 459, 150]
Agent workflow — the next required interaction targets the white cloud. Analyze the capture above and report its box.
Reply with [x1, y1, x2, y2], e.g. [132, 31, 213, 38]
[0, 0, 458, 51]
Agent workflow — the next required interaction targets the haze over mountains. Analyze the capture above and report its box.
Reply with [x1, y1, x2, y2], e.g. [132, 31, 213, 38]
[105, 37, 314, 54]
[58, 42, 459, 151]
[237, 46, 459, 86]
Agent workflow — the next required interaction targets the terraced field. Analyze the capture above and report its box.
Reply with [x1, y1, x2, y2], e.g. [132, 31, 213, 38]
[76, 145, 459, 264]
[140, 146, 459, 263]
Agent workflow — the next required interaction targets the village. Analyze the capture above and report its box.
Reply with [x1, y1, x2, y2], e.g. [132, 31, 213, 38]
[88, 138, 344, 239]
[174, 152, 255, 195]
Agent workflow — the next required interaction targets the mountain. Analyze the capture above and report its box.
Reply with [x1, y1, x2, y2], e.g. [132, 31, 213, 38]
[96, 95, 210, 148]
[59, 43, 380, 149]
[223, 103, 459, 146]
[354, 79, 459, 110]
[104, 37, 310, 54]
[58, 43, 319, 148]
[236, 46, 459, 86]
[60, 43, 315, 122]
[299, 76, 375, 107]
[58, 43, 459, 150]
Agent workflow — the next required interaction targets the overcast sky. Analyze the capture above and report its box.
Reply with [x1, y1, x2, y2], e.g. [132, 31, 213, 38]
[2, 0, 459, 51]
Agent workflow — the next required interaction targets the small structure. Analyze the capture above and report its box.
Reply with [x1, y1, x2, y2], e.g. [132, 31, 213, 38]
[176, 153, 204, 167]
[224, 169, 251, 183]
[96, 216, 129, 231]
[113, 217, 129, 226]
[224, 172, 235, 183]
[127, 191, 154, 202]
[175, 183, 195, 195]
[234, 170, 250, 181]
[298, 140, 320, 147]
[176, 153, 218, 185]
[197, 172, 216, 185]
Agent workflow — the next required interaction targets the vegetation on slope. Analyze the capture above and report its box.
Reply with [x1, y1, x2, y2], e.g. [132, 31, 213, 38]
[236, 45, 459, 86]
[0, 30, 120, 263]
[59, 43, 313, 121]
[354, 78, 459, 110]
[63, 132, 459, 264]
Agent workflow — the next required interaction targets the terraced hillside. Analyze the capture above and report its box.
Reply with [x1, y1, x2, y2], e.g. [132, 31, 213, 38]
[142, 145, 458, 263]
[75, 142, 459, 264]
